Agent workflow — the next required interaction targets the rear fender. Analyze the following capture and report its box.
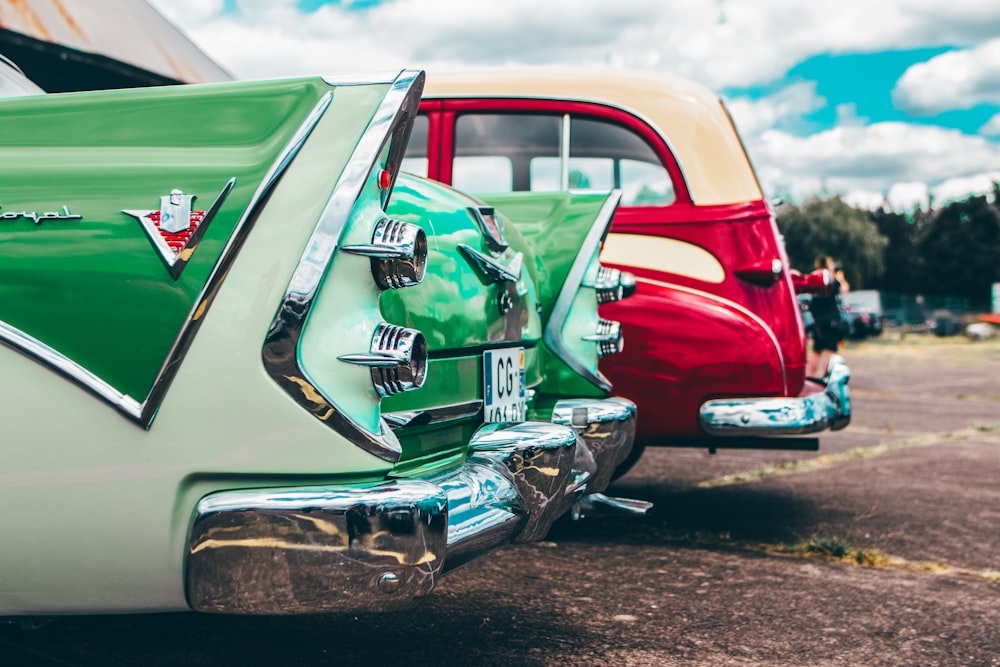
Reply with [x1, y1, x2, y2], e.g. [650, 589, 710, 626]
[601, 277, 786, 439]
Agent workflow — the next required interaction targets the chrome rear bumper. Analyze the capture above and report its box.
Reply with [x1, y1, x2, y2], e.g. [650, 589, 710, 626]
[699, 355, 851, 436]
[551, 396, 637, 494]
[185, 422, 577, 615]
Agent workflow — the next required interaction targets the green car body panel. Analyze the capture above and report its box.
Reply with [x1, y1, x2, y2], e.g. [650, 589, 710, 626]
[381, 173, 543, 467]
[0, 75, 409, 614]
[0, 62, 636, 615]
[481, 192, 618, 407]
[0, 78, 341, 402]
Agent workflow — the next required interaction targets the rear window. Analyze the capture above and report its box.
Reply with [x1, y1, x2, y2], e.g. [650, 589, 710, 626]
[451, 112, 674, 206]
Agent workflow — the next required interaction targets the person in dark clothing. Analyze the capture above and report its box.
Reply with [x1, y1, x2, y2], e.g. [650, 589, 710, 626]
[806, 254, 847, 377]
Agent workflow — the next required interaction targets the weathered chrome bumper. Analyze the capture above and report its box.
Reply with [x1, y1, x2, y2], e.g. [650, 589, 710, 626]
[551, 396, 637, 494]
[185, 421, 578, 615]
[699, 355, 851, 436]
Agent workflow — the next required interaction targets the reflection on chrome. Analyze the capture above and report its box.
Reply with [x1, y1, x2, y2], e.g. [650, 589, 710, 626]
[583, 318, 624, 358]
[552, 397, 637, 495]
[339, 323, 428, 397]
[383, 400, 484, 429]
[342, 217, 427, 289]
[590, 266, 637, 304]
[700, 354, 851, 436]
[186, 421, 579, 613]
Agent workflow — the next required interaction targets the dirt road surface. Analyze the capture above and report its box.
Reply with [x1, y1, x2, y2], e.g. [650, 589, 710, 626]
[3, 336, 999, 666]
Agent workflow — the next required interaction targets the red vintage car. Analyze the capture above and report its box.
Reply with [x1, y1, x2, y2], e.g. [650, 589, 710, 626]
[403, 67, 850, 473]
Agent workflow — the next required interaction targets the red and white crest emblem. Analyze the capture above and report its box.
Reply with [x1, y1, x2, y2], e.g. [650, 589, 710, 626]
[123, 180, 234, 279]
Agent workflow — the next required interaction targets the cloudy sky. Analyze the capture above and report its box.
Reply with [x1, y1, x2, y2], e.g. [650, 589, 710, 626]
[149, 0, 1000, 211]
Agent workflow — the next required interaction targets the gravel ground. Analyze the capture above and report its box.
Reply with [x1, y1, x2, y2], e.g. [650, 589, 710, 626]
[3, 335, 999, 666]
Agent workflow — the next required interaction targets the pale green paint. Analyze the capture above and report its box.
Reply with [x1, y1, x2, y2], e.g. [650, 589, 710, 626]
[0, 81, 407, 615]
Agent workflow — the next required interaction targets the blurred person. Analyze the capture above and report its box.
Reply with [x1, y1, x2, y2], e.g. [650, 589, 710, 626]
[806, 254, 848, 377]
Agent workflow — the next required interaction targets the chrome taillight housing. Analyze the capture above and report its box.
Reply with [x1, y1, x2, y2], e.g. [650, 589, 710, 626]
[592, 266, 637, 304]
[343, 217, 427, 289]
[340, 323, 428, 397]
[583, 318, 624, 358]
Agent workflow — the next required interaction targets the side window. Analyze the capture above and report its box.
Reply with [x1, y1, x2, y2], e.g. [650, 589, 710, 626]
[454, 114, 561, 192]
[400, 114, 429, 177]
[450, 111, 675, 205]
[569, 117, 674, 206]
[453, 156, 513, 192]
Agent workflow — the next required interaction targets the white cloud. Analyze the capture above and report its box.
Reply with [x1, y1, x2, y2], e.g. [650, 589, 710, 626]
[148, 0, 1000, 89]
[745, 121, 1000, 204]
[843, 190, 887, 211]
[724, 83, 825, 136]
[930, 173, 1000, 205]
[145, 0, 1000, 209]
[893, 39, 1000, 114]
[980, 114, 1000, 137]
[887, 182, 929, 211]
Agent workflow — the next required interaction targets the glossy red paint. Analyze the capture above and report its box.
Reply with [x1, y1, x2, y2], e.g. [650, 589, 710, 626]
[412, 94, 810, 443]
[600, 276, 786, 439]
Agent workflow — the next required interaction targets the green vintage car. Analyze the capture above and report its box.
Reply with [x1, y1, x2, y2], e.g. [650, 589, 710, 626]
[0, 60, 637, 616]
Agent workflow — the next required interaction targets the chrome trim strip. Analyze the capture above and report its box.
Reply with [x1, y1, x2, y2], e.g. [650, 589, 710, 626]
[321, 72, 400, 86]
[551, 397, 637, 495]
[700, 355, 851, 436]
[143, 92, 335, 427]
[633, 275, 789, 395]
[186, 421, 578, 614]
[559, 113, 571, 191]
[542, 190, 622, 393]
[0, 94, 334, 428]
[0, 320, 143, 419]
[262, 70, 425, 462]
[457, 243, 522, 283]
[467, 206, 509, 254]
[383, 400, 484, 429]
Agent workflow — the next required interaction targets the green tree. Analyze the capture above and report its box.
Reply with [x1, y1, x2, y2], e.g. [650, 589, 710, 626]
[869, 208, 924, 294]
[776, 196, 887, 289]
[916, 193, 1000, 309]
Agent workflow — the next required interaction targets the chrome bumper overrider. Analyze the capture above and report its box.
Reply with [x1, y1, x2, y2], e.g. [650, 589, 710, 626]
[699, 355, 851, 436]
[186, 422, 577, 614]
[551, 396, 637, 495]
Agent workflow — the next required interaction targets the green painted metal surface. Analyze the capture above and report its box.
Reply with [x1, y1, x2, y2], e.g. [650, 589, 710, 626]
[382, 174, 543, 355]
[481, 192, 612, 398]
[382, 174, 546, 462]
[0, 78, 334, 401]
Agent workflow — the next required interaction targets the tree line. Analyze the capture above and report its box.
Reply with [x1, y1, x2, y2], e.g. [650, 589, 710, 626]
[775, 185, 1000, 310]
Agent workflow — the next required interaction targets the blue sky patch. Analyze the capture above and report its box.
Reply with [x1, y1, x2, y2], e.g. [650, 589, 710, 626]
[724, 48, 999, 137]
[297, 0, 385, 11]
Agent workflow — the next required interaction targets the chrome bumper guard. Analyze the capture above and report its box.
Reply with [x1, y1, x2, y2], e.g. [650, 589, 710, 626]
[551, 396, 637, 495]
[699, 355, 851, 436]
[185, 421, 577, 615]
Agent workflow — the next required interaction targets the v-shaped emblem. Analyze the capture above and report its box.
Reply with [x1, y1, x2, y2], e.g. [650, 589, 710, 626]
[123, 178, 235, 279]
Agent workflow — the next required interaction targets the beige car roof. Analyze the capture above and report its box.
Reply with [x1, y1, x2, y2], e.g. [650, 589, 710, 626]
[423, 67, 764, 206]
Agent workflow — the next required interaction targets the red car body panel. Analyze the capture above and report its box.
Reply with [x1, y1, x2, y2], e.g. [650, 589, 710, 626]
[409, 69, 826, 444]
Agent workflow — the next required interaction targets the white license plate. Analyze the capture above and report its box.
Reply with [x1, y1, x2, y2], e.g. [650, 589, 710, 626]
[483, 347, 526, 422]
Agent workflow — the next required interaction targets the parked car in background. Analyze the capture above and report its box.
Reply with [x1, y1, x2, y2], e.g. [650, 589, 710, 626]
[0, 61, 637, 617]
[840, 289, 884, 339]
[403, 67, 851, 474]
